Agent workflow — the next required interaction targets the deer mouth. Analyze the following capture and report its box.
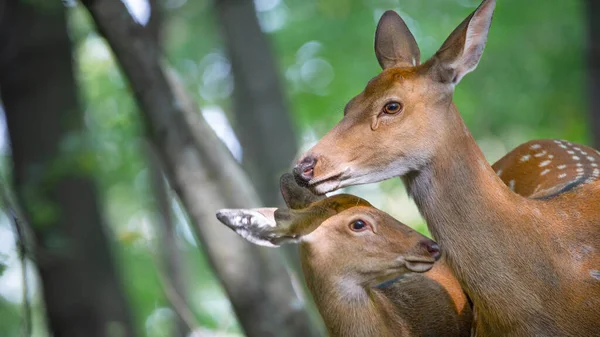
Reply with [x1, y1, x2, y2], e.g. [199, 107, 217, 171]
[307, 170, 347, 194]
[404, 257, 436, 273]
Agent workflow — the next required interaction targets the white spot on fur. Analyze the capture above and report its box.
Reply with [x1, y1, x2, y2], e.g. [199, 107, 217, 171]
[558, 164, 567, 170]
[539, 160, 552, 167]
[520, 155, 531, 162]
[534, 151, 547, 158]
[540, 169, 551, 176]
[588, 156, 596, 162]
[508, 180, 515, 191]
[592, 163, 598, 167]
[574, 147, 581, 151]
[559, 144, 568, 149]
[593, 169, 600, 177]
[567, 150, 575, 155]
[577, 168, 585, 173]
[573, 156, 580, 161]
[553, 140, 562, 144]
[530, 144, 541, 150]
[558, 173, 567, 179]
[577, 163, 583, 167]
[496, 169, 503, 176]
[548, 154, 554, 159]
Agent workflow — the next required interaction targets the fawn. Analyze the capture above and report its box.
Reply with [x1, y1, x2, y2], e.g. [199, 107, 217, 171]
[217, 174, 472, 337]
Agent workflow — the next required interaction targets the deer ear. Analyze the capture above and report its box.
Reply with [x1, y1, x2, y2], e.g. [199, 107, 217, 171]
[280, 173, 324, 210]
[375, 10, 421, 69]
[216, 208, 300, 247]
[429, 0, 496, 84]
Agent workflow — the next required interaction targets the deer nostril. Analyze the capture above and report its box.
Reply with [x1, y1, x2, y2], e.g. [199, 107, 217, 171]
[294, 156, 317, 184]
[421, 240, 441, 261]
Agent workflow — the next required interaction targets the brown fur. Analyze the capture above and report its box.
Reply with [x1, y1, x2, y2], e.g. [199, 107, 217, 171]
[217, 175, 473, 337]
[301, 249, 472, 337]
[492, 139, 600, 198]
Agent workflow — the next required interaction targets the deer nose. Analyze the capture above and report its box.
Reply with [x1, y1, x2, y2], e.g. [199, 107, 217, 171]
[420, 239, 441, 261]
[293, 155, 317, 184]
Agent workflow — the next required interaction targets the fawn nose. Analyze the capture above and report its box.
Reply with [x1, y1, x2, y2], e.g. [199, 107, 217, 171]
[421, 239, 441, 261]
[294, 155, 317, 184]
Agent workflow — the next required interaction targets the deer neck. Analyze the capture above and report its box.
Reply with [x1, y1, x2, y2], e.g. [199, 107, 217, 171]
[299, 247, 409, 337]
[403, 103, 551, 326]
[404, 103, 517, 239]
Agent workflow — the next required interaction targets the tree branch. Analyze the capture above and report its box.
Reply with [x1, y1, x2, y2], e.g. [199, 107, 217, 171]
[146, 143, 191, 337]
[214, 0, 298, 206]
[80, 1, 320, 336]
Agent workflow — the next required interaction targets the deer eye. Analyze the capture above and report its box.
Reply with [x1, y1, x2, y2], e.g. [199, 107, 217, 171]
[383, 101, 403, 114]
[349, 219, 370, 232]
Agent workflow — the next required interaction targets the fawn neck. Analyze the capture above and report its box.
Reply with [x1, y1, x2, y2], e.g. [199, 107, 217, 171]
[403, 103, 555, 328]
[299, 246, 410, 337]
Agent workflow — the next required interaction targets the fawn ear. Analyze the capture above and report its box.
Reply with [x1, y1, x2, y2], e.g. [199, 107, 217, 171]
[429, 0, 496, 84]
[375, 10, 421, 69]
[216, 195, 368, 247]
[280, 173, 324, 210]
[216, 205, 339, 247]
[216, 208, 300, 247]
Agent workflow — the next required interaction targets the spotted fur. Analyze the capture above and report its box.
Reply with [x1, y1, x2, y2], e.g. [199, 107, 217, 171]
[493, 139, 600, 199]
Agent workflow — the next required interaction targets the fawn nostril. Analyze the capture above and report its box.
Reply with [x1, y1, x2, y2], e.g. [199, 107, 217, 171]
[293, 156, 317, 184]
[421, 240, 441, 261]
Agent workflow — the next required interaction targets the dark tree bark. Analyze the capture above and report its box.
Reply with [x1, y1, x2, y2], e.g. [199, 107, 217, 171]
[146, 145, 190, 337]
[0, 2, 135, 336]
[145, 2, 189, 336]
[587, 0, 600, 149]
[214, 0, 299, 206]
[147, 0, 162, 49]
[81, 1, 320, 336]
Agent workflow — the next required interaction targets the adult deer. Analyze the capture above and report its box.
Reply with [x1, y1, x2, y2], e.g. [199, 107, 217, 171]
[217, 174, 473, 337]
[293, 0, 600, 335]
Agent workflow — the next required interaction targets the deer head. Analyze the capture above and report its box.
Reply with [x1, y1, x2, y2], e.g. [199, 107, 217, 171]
[216, 174, 441, 286]
[293, 0, 496, 194]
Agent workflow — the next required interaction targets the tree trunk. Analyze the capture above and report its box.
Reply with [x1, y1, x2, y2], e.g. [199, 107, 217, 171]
[213, 3, 323, 330]
[147, 0, 162, 49]
[145, 2, 190, 336]
[0, 2, 135, 336]
[146, 145, 190, 337]
[587, 0, 600, 149]
[81, 1, 320, 336]
[214, 0, 298, 206]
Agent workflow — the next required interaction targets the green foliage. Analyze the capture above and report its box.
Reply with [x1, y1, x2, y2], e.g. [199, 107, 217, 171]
[0, 296, 21, 337]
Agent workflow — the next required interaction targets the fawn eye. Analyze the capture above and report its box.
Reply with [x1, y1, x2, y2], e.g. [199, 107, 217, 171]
[383, 101, 403, 114]
[349, 220, 369, 232]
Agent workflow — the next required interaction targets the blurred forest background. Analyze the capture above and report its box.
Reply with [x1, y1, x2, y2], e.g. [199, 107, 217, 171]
[0, 0, 598, 336]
